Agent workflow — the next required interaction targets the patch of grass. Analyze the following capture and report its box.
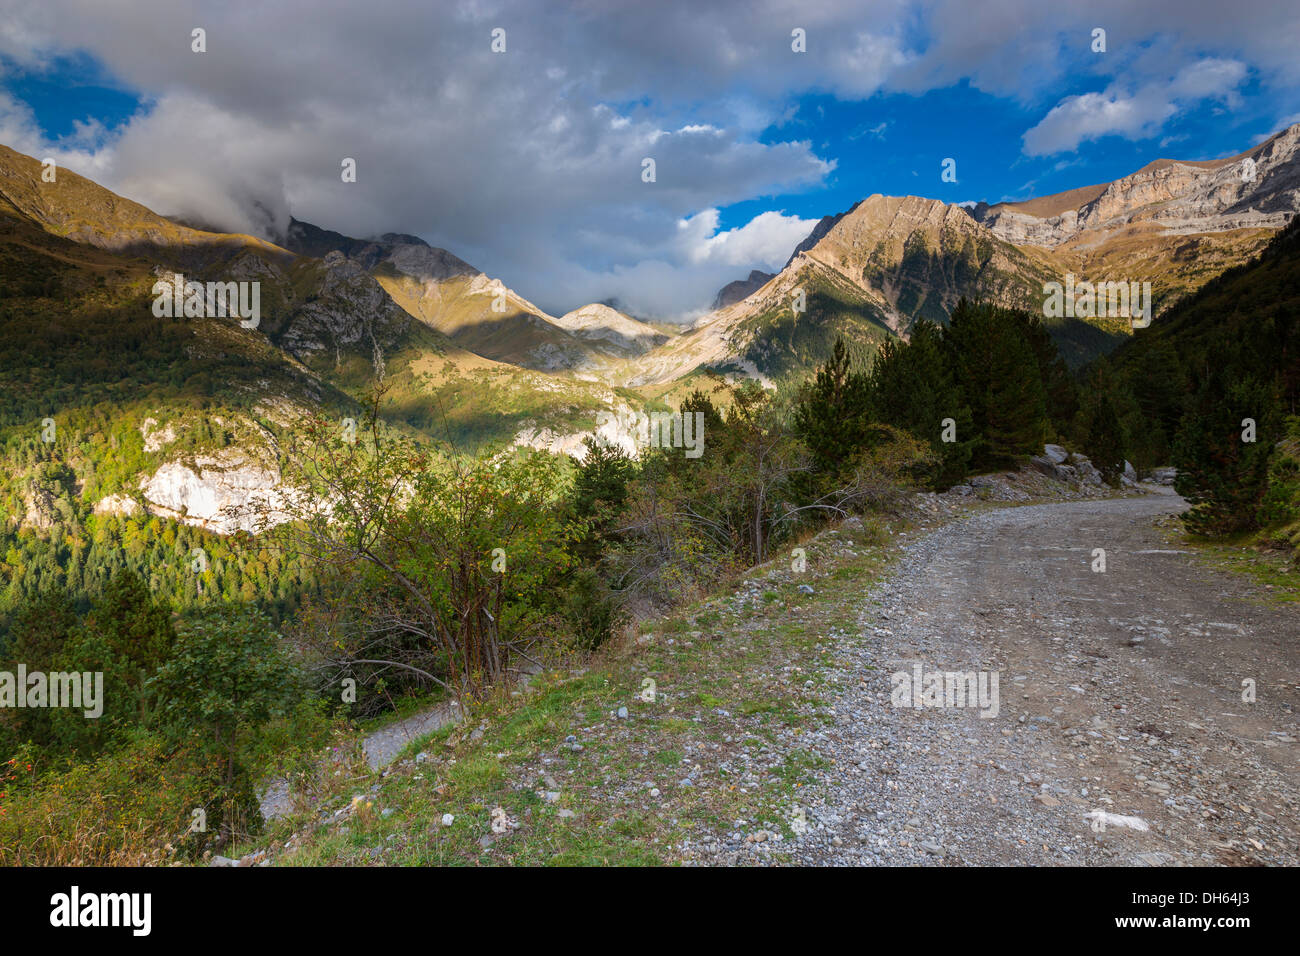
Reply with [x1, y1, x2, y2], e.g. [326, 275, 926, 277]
[1157, 515, 1300, 605]
[246, 506, 931, 867]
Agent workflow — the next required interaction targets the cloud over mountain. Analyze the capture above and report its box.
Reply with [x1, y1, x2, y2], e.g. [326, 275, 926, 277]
[3, 0, 1298, 317]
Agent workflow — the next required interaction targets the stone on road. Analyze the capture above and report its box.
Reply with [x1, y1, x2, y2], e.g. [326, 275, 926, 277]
[789, 492, 1298, 866]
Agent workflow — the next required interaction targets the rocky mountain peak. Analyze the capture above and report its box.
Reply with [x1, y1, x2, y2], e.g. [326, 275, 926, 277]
[711, 269, 777, 309]
[970, 122, 1300, 246]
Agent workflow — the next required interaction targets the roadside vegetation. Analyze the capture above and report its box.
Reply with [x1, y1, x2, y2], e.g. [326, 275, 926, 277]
[2, 218, 1296, 865]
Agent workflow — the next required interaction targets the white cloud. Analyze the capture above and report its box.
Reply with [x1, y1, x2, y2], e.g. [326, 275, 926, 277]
[1023, 59, 1248, 156]
[1, 1, 1297, 314]
[677, 208, 818, 268]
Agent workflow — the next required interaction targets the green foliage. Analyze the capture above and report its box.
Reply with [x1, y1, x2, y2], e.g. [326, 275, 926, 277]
[0, 729, 215, 865]
[0, 590, 78, 747]
[1081, 387, 1127, 485]
[793, 302, 1069, 490]
[945, 299, 1050, 468]
[275, 410, 576, 700]
[89, 570, 176, 698]
[1258, 417, 1300, 549]
[152, 605, 298, 843]
[865, 322, 975, 486]
[616, 382, 810, 599]
[791, 337, 874, 476]
[1101, 214, 1300, 540]
[736, 271, 891, 384]
[1013, 309, 1080, 439]
[1118, 337, 1185, 470]
[0, 570, 176, 757]
[556, 564, 627, 653]
[568, 436, 636, 565]
[0, 589, 76, 672]
[1174, 373, 1281, 535]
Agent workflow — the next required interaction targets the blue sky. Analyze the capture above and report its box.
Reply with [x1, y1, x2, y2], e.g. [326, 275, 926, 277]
[722, 78, 1285, 232]
[1, 1, 1297, 318]
[6, 52, 138, 139]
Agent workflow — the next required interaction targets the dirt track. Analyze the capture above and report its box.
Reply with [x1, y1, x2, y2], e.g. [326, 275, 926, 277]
[787, 490, 1298, 866]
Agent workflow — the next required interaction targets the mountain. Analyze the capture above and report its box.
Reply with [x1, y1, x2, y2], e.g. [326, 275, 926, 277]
[623, 193, 1109, 386]
[4, 117, 1298, 487]
[625, 123, 1300, 387]
[0, 145, 290, 271]
[552, 302, 669, 354]
[282, 220, 668, 376]
[970, 124, 1300, 244]
[784, 201, 864, 268]
[1107, 213, 1300, 378]
[0, 144, 657, 554]
[968, 123, 1300, 310]
[711, 269, 776, 309]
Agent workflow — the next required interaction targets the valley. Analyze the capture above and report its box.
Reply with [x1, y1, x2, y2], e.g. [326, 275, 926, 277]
[0, 115, 1297, 873]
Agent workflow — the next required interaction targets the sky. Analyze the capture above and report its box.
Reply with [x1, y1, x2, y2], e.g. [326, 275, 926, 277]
[1, 0, 1297, 321]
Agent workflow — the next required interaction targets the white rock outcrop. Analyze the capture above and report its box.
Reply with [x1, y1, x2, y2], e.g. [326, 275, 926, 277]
[138, 449, 287, 534]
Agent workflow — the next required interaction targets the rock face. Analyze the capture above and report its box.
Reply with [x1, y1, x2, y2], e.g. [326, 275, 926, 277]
[140, 418, 177, 453]
[21, 487, 58, 531]
[1070, 454, 1104, 486]
[968, 123, 1300, 247]
[799, 195, 1053, 323]
[783, 201, 864, 268]
[711, 270, 776, 310]
[1029, 455, 1071, 482]
[552, 303, 667, 356]
[276, 252, 410, 377]
[513, 399, 654, 459]
[1028, 445, 1109, 486]
[92, 493, 139, 518]
[138, 449, 286, 534]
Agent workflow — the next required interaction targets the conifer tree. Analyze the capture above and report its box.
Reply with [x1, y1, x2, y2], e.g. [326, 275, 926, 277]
[792, 337, 873, 474]
[1174, 371, 1278, 534]
[945, 300, 1049, 468]
[866, 320, 974, 486]
[1083, 387, 1127, 485]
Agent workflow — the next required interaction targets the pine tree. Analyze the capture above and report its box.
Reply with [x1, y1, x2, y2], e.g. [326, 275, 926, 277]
[1010, 309, 1079, 439]
[1083, 388, 1127, 485]
[792, 337, 874, 475]
[945, 300, 1049, 468]
[569, 436, 635, 563]
[866, 320, 974, 486]
[1174, 370, 1279, 534]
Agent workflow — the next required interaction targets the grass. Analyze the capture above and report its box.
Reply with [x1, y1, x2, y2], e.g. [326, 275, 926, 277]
[230, 511, 911, 866]
[1152, 513, 1300, 604]
[1187, 538, 1300, 603]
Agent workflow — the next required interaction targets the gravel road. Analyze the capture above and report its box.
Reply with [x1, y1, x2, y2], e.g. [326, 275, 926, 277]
[787, 490, 1298, 866]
